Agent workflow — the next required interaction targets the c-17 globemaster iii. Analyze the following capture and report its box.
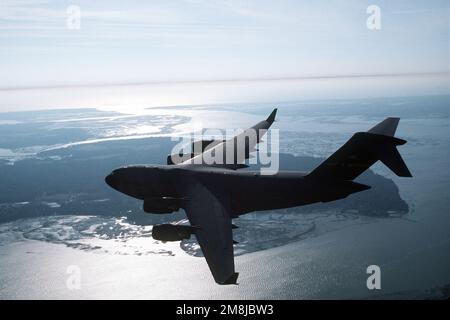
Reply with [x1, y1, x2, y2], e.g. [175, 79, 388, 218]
[105, 109, 412, 285]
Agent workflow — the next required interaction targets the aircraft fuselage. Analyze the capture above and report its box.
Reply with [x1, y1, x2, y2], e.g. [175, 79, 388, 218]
[105, 164, 370, 216]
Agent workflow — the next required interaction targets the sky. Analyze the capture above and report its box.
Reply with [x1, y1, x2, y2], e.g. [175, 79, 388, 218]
[0, 0, 449, 89]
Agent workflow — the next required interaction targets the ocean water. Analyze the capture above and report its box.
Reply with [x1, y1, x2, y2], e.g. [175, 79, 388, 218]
[0, 93, 449, 299]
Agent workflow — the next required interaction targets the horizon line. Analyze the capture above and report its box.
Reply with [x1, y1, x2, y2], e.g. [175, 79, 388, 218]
[1, 71, 449, 92]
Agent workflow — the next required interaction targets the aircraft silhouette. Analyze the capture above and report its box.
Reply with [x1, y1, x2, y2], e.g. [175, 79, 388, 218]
[106, 109, 412, 284]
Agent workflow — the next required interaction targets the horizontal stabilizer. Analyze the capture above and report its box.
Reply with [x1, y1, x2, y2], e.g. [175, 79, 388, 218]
[377, 145, 412, 177]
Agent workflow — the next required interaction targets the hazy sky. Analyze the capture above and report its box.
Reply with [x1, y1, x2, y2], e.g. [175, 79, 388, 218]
[0, 0, 449, 88]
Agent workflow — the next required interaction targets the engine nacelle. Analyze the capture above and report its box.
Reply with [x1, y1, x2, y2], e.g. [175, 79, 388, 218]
[143, 198, 179, 214]
[152, 224, 198, 242]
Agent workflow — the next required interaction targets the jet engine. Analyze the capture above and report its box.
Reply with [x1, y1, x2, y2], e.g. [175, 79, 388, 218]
[152, 224, 198, 241]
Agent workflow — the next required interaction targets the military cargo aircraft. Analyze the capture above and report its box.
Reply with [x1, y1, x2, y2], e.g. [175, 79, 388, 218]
[105, 109, 412, 284]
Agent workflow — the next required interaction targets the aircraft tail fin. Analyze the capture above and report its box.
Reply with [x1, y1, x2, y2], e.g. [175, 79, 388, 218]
[307, 118, 412, 180]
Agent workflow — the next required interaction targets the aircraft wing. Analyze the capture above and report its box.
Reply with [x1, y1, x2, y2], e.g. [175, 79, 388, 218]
[182, 108, 277, 168]
[178, 109, 277, 283]
[182, 179, 238, 285]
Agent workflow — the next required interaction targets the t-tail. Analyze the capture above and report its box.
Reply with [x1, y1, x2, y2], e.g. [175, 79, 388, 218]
[307, 117, 412, 181]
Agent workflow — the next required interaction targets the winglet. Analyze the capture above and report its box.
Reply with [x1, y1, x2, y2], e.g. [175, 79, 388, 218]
[266, 108, 277, 124]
